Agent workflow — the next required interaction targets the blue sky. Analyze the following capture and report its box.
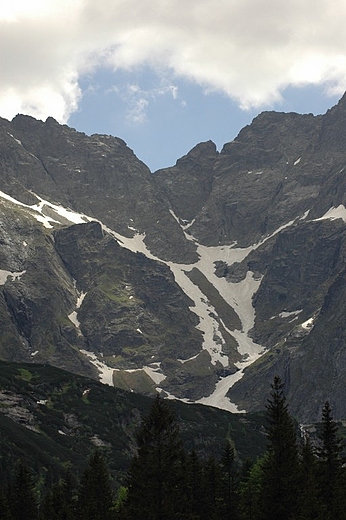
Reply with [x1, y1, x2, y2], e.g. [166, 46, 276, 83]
[68, 67, 260, 171]
[1, 1, 345, 171]
[69, 68, 340, 171]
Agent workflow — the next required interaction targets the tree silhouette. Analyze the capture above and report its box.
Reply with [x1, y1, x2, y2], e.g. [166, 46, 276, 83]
[316, 401, 346, 519]
[77, 450, 115, 520]
[220, 440, 238, 519]
[298, 435, 326, 520]
[8, 460, 38, 520]
[258, 376, 299, 520]
[124, 395, 185, 519]
[39, 470, 77, 520]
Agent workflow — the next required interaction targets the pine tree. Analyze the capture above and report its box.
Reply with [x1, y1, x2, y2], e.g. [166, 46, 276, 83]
[220, 441, 238, 519]
[124, 395, 185, 520]
[181, 450, 205, 519]
[298, 435, 326, 520]
[0, 486, 12, 520]
[258, 376, 300, 520]
[316, 401, 346, 519]
[39, 470, 77, 520]
[114, 485, 128, 516]
[8, 460, 38, 520]
[201, 455, 224, 520]
[76, 450, 115, 520]
[238, 456, 265, 520]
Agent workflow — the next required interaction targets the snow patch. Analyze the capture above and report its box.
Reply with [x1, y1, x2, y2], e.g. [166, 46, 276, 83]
[0, 190, 27, 207]
[96, 223, 275, 410]
[255, 217, 297, 247]
[196, 368, 245, 412]
[143, 365, 166, 384]
[68, 292, 86, 330]
[112, 365, 166, 386]
[80, 350, 114, 386]
[0, 189, 311, 412]
[0, 190, 91, 228]
[315, 205, 346, 223]
[68, 311, 80, 329]
[33, 214, 54, 228]
[76, 292, 86, 309]
[270, 309, 302, 320]
[30, 197, 89, 225]
[104, 227, 159, 260]
[169, 208, 196, 232]
[279, 309, 302, 319]
[166, 243, 265, 411]
[182, 218, 196, 232]
[7, 133, 22, 146]
[166, 264, 229, 367]
[300, 210, 310, 220]
[178, 353, 200, 364]
[301, 317, 314, 329]
[169, 209, 180, 224]
[0, 269, 26, 285]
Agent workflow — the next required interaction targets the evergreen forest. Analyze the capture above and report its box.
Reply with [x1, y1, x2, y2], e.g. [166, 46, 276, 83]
[1, 376, 346, 520]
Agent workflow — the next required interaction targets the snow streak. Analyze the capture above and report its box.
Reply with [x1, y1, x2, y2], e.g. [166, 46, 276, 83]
[0, 189, 310, 412]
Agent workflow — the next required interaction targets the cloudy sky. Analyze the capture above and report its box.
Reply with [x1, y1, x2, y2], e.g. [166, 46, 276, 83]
[1, 0, 346, 171]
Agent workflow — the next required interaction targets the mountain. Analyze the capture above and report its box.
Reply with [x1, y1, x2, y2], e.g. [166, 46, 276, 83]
[2, 94, 346, 422]
[0, 360, 267, 485]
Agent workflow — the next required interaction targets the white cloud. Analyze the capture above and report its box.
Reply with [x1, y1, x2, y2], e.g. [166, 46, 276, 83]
[1, 0, 346, 122]
[126, 94, 149, 124]
[110, 80, 182, 124]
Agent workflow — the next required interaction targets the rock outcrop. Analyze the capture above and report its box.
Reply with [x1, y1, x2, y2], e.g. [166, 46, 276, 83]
[3, 95, 346, 420]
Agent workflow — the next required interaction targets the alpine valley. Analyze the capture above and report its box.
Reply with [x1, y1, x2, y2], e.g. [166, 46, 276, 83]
[2, 93, 346, 424]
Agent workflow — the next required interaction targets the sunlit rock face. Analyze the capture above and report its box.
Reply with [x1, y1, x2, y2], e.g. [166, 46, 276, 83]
[2, 94, 346, 421]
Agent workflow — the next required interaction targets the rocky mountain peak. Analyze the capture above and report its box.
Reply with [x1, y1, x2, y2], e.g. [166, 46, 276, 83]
[2, 95, 346, 421]
[175, 139, 218, 166]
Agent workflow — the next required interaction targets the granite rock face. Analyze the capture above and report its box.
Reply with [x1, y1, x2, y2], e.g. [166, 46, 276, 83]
[54, 222, 202, 367]
[1, 114, 197, 264]
[3, 95, 346, 420]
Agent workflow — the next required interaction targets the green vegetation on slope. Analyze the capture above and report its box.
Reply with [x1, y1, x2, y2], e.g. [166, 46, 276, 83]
[0, 360, 267, 488]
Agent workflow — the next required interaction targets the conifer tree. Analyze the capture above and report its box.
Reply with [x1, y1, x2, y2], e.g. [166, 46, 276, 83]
[298, 435, 326, 520]
[201, 455, 224, 520]
[39, 485, 63, 520]
[39, 471, 77, 520]
[124, 395, 185, 520]
[77, 450, 115, 520]
[192, 456, 226, 520]
[220, 440, 238, 519]
[238, 456, 265, 520]
[0, 487, 12, 520]
[258, 376, 300, 520]
[316, 401, 345, 520]
[181, 450, 205, 519]
[8, 460, 38, 520]
[114, 485, 128, 516]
